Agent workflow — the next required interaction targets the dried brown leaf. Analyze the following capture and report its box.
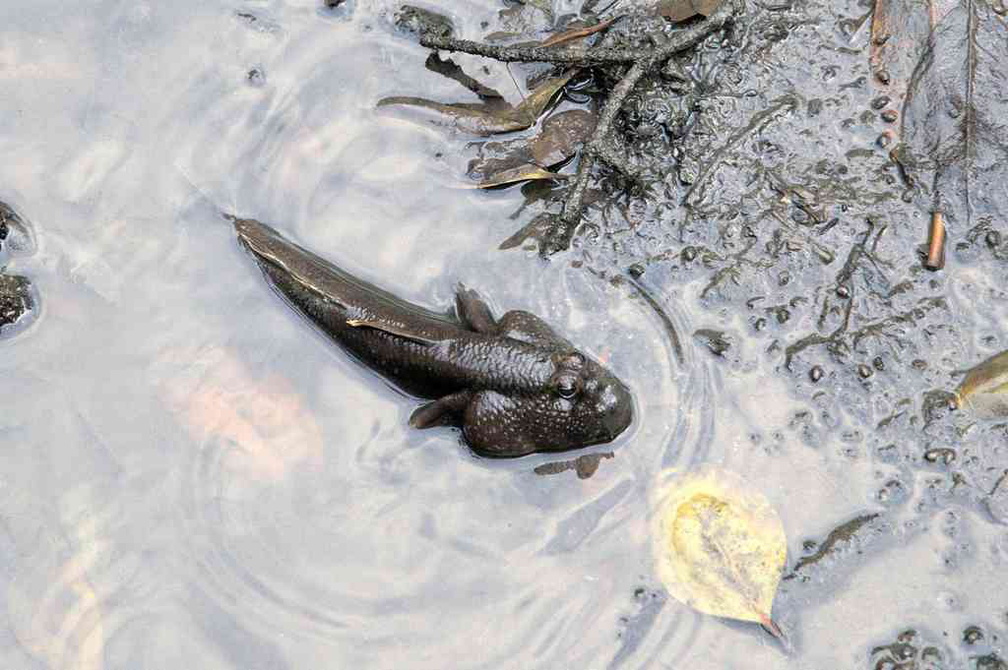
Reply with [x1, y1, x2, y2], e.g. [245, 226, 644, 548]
[376, 96, 533, 135]
[658, 0, 723, 22]
[512, 71, 576, 121]
[498, 212, 557, 250]
[529, 109, 597, 167]
[900, 0, 1008, 230]
[377, 71, 575, 136]
[478, 163, 567, 189]
[540, 17, 618, 47]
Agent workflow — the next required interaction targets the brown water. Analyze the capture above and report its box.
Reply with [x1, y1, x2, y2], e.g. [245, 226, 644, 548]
[1, 0, 1006, 668]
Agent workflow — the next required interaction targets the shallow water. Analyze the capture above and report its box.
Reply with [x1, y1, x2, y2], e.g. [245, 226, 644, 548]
[1, 0, 1006, 668]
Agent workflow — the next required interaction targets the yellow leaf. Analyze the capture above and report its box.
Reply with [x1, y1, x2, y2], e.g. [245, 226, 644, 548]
[955, 350, 1008, 418]
[652, 465, 786, 638]
[477, 163, 567, 189]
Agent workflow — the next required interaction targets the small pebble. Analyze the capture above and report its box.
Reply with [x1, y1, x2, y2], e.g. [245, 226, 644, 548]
[836, 284, 850, 298]
[247, 67, 266, 86]
[809, 365, 824, 383]
[986, 230, 1002, 248]
[871, 95, 890, 110]
[963, 626, 984, 645]
[881, 109, 899, 123]
[628, 263, 645, 279]
[924, 448, 956, 465]
[858, 364, 873, 378]
[875, 69, 891, 85]
[873, 356, 885, 371]
[876, 131, 893, 148]
[681, 246, 697, 262]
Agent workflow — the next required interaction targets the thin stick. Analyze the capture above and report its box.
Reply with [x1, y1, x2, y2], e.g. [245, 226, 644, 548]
[411, 1, 739, 255]
[545, 59, 648, 252]
[542, 0, 739, 252]
[419, 1, 736, 64]
[925, 210, 946, 271]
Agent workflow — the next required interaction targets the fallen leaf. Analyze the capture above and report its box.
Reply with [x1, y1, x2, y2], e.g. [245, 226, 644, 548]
[478, 164, 567, 188]
[377, 96, 535, 135]
[658, 0, 723, 22]
[467, 109, 595, 181]
[424, 53, 510, 112]
[899, 0, 1008, 230]
[869, 0, 934, 109]
[540, 16, 618, 47]
[529, 109, 597, 167]
[955, 350, 1008, 418]
[513, 71, 577, 121]
[498, 211, 557, 250]
[377, 71, 575, 136]
[652, 465, 787, 641]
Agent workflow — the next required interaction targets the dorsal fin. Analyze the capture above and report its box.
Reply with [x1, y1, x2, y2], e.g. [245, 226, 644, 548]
[345, 318, 445, 346]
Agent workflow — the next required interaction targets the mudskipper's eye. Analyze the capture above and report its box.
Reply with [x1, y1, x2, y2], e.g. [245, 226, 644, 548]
[565, 352, 585, 369]
[557, 375, 580, 399]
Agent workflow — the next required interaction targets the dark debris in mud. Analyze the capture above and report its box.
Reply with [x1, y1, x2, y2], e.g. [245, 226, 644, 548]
[0, 201, 38, 338]
[396, 1, 741, 256]
[0, 273, 35, 336]
[870, 626, 1008, 670]
[384, 0, 1008, 659]
[0, 202, 35, 262]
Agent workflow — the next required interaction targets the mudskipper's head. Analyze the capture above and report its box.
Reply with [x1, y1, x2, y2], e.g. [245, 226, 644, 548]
[462, 349, 634, 458]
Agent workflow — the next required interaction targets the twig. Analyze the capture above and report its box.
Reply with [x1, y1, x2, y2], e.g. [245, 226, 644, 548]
[413, 1, 739, 254]
[541, 59, 649, 253]
[419, 4, 736, 64]
[540, 2, 739, 253]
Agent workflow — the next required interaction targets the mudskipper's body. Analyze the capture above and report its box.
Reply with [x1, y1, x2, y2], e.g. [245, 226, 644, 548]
[232, 216, 633, 457]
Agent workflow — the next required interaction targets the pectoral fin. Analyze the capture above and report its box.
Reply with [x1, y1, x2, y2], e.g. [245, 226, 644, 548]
[496, 310, 562, 346]
[409, 391, 473, 428]
[345, 319, 442, 346]
[454, 284, 497, 333]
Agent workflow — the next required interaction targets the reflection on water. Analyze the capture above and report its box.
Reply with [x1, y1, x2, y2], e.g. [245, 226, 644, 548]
[1, 0, 1005, 668]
